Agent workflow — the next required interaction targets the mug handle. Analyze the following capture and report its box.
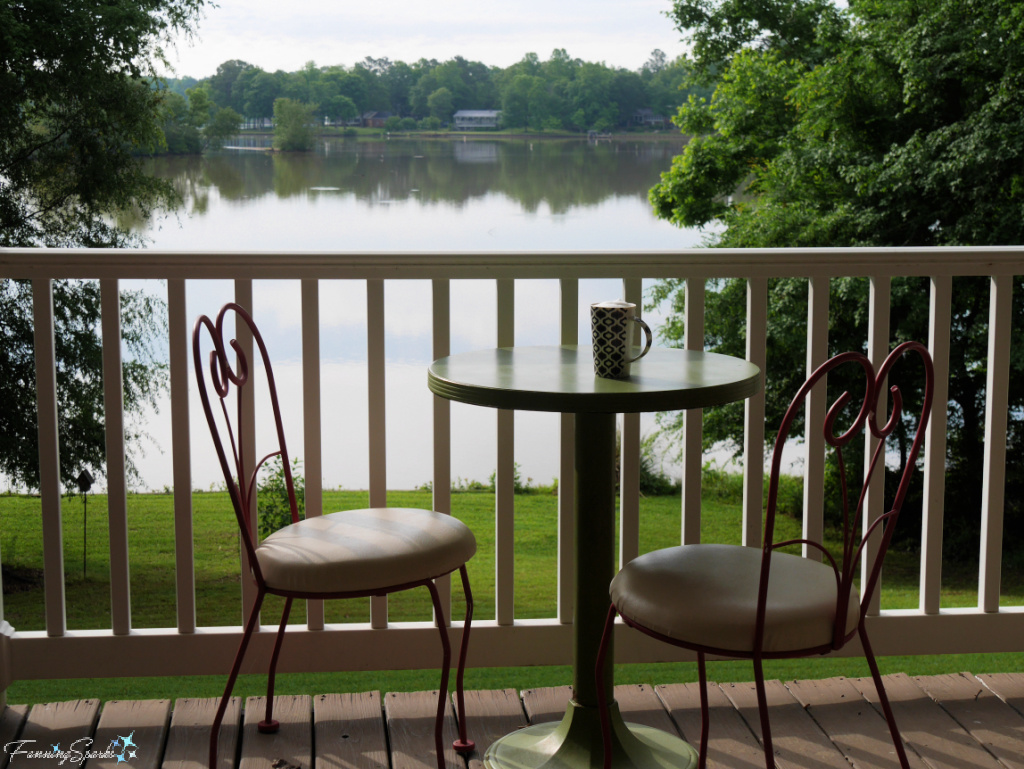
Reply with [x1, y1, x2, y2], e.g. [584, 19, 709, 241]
[625, 318, 653, 364]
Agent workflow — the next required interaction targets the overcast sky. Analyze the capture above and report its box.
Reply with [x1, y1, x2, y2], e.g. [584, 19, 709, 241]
[163, 0, 686, 79]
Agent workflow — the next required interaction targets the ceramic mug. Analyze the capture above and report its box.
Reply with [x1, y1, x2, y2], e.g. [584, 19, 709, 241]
[590, 301, 653, 379]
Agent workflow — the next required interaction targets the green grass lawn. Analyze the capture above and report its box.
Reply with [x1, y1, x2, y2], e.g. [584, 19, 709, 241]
[3, 487, 1022, 705]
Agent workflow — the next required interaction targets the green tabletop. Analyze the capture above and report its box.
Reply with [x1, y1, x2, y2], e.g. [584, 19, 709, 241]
[427, 345, 762, 414]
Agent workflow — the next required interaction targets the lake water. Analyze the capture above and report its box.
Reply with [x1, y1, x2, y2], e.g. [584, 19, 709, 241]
[134, 137, 707, 492]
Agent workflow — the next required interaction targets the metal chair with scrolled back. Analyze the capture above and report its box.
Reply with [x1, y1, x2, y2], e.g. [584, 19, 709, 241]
[193, 302, 476, 769]
[596, 341, 934, 769]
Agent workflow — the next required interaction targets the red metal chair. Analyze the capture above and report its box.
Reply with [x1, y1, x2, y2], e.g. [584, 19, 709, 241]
[597, 341, 934, 769]
[194, 303, 476, 769]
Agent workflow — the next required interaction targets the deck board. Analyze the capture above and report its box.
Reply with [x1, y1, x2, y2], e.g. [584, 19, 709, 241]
[2, 672, 1022, 769]
[313, 692, 388, 769]
[460, 688, 527, 769]
[19, 699, 100, 767]
[914, 673, 1024, 769]
[785, 677, 928, 769]
[0, 704, 28, 769]
[240, 695, 312, 769]
[979, 673, 1024, 716]
[384, 690, 461, 769]
[721, 679, 851, 768]
[657, 681, 766, 769]
[849, 673, 1004, 769]
[519, 686, 573, 725]
[91, 699, 171, 769]
[162, 697, 242, 769]
[612, 684, 680, 735]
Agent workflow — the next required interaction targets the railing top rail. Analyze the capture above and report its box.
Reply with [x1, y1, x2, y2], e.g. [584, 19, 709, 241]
[2, 246, 1024, 280]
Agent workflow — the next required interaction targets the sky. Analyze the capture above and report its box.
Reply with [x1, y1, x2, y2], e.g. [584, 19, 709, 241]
[163, 0, 686, 80]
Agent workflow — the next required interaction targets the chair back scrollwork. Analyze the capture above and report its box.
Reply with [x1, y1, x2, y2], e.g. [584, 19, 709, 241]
[192, 303, 301, 581]
[757, 341, 934, 652]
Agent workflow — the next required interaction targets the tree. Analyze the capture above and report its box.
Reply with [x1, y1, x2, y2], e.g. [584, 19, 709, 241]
[323, 94, 359, 125]
[650, 0, 1024, 554]
[241, 69, 286, 119]
[501, 74, 549, 129]
[0, 282, 168, 490]
[204, 106, 242, 150]
[335, 72, 370, 113]
[0, 0, 204, 491]
[273, 98, 317, 151]
[385, 60, 417, 117]
[642, 49, 669, 75]
[427, 87, 455, 122]
[207, 59, 255, 113]
[156, 85, 238, 152]
[1, 0, 205, 247]
[157, 91, 202, 154]
[185, 84, 215, 125]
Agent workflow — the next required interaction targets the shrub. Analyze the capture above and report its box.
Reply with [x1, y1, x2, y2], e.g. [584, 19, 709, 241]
[257, 456, 304, 539]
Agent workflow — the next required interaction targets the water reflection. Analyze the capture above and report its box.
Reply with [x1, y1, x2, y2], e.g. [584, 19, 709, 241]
[146, 137, 684, 217]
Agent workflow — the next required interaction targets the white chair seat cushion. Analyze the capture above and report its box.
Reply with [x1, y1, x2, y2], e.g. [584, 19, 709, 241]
[256, 507, 476, 594]
[610, 544, 860, 654]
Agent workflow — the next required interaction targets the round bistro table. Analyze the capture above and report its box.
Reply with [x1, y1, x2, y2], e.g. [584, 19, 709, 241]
[428, 345, 762, 769]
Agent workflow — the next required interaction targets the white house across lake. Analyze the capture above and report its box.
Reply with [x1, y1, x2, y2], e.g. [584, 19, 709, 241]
[453, 109, 502, 129]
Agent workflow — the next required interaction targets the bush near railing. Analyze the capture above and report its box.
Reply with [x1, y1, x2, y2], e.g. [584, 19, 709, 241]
[256, 456, 306, 538]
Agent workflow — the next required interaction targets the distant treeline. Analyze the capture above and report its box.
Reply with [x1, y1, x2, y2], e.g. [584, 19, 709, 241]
[155, 50, 709, 150]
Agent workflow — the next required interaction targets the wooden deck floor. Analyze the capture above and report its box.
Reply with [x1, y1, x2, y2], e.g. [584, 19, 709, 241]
[2, 672, 1023, 769]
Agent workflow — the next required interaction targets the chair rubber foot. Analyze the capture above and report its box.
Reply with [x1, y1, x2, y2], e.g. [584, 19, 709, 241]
[258, 719, 280, 734]
[453, 739, 475, 754]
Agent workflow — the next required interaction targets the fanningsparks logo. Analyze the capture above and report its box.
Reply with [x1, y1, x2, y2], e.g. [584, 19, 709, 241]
[5, 731, 139, 764]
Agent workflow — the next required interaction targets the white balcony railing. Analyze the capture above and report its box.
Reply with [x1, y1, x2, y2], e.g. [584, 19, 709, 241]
[2, 247, 1024, 702]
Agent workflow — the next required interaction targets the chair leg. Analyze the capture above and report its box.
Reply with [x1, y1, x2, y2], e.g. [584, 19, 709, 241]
[452, 565, 475, 754]
[595, 603, 617, 769]
[259, 596, 293, 734]
[697, 653, 709, 769]
[427, 579, 453, 769]
[752, 654, 775, 769]
[860, 624, 911, 769]
[210, 589, 265, 769]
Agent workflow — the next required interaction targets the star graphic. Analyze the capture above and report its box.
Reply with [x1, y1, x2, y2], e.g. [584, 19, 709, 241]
[51, 744, 60, 754]
[120, 732, 137, 751]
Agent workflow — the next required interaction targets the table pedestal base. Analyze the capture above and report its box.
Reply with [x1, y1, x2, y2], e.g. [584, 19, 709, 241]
[483, 699, 698, 769]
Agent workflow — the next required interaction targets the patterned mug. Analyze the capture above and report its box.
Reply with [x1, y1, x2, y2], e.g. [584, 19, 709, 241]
[590, 301, 653, 379]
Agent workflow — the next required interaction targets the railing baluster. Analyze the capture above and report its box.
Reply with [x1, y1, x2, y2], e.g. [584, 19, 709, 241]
[558, 278, 577, 624]
[367, 278, 388, 628]
[803, 276, 829, 560]
[496, 278, 515, 625]
[681, 278, 704, 544]
[101, 279, 131, 634]
[33, 278, 66, 636]
[619, 278, 642, 566]
[921, 276, 952, 614]
[432, 278, 453, 618]
[234, 279, 258, 625]
[302, 279, 325, 631]
[862, 276, 891, 616]
[979, 274, 1012, 612]
[168, 279, 195, 634]
[743, 277, 767, 548]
